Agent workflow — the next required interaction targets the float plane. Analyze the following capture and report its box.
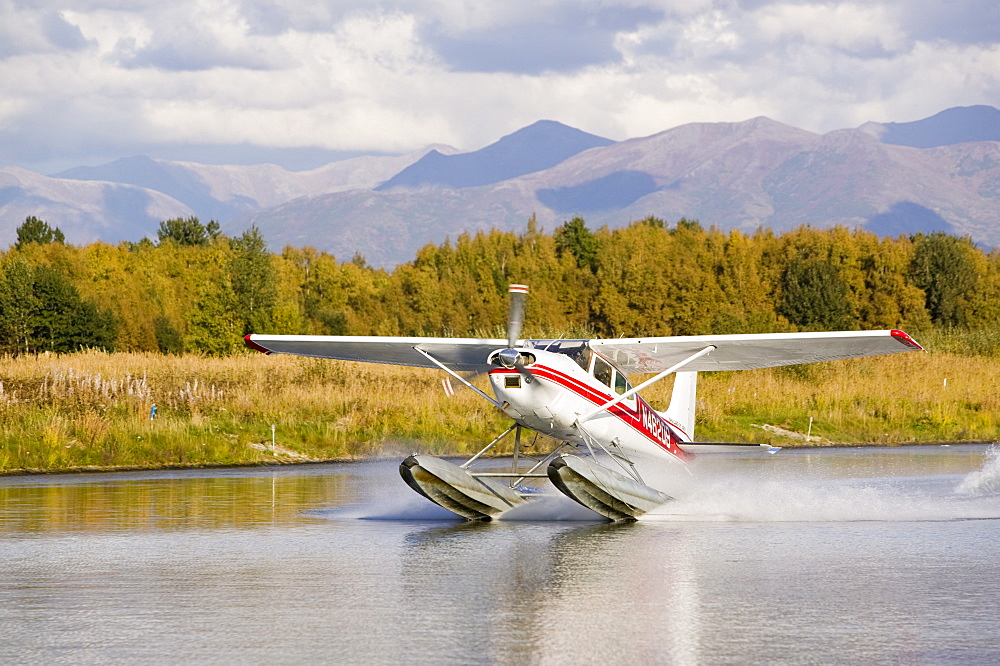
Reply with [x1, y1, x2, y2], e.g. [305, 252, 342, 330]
[245, 285, 923, 522]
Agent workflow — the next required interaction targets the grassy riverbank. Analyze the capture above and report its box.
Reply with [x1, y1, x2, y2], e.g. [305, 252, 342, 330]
[0, 339, 997, 474]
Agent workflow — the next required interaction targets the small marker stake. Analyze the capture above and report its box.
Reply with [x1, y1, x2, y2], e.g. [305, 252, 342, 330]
[271, 424, 276, 452]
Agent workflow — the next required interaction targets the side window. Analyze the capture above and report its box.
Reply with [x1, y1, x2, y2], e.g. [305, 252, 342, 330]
[613, 371, 631, 396]
[593, 356, 613, 388]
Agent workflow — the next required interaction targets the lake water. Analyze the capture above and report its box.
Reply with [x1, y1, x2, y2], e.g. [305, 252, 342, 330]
[2, 445, 1000, 664]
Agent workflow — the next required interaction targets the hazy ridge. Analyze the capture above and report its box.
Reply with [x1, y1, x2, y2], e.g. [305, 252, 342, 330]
[1, 106, 998, 266]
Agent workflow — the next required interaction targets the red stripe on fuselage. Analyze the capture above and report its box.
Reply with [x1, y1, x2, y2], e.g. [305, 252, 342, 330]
[492, 365, 691, 461]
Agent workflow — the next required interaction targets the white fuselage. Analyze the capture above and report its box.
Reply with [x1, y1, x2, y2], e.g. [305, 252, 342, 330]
[487, 348, 692, 466]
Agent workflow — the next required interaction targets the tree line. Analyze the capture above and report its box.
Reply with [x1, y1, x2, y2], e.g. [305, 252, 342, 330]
[0, 214, 996, 356]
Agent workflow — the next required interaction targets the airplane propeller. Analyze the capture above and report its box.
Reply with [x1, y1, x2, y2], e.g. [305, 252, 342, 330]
[440, 284, 531, 397]
[497, 284, 530, 375]
[507, 284, 528, 349]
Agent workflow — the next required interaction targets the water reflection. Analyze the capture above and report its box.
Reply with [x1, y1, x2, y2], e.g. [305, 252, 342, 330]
[1, 447, 999, 663]
[389, 518, 706, 663]
[0, 466, 348, 532]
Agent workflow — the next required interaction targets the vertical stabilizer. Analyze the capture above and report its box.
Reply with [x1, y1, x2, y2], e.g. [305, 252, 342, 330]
[662, 371, 697, 441]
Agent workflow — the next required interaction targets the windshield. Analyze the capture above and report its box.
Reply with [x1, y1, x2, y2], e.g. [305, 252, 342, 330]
[528, 339, 590, 370]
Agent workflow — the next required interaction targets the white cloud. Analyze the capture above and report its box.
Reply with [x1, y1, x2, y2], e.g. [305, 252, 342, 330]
[754, 3, 909, 54]
[0, 0, 998, 172]
[0, 3, 91, 58]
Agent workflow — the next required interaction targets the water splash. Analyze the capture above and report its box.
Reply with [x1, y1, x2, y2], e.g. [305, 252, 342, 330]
[955, 446, 1000, 497]
[304, 459, 463, 522]
[311, 451, 1000, 524]
[315, 496, 461, 522]
[644, 476, 952, 522]
[645, 454, 1000, 523]
[319, 491, 601, 522]
[498, 494, 601, 521]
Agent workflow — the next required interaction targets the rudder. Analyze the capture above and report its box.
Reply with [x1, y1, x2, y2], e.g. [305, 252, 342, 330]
[662, 371, 697, 441]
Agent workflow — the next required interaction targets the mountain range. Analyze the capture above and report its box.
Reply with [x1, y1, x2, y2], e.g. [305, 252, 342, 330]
[1, 106, 998, 266]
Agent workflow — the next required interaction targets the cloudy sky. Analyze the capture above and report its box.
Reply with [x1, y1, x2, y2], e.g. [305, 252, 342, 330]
[2, 0, 998, 173]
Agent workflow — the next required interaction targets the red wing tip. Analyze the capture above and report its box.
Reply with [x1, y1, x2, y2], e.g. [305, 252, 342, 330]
[890, 330, 924, 350]
[243, 334, 273, 355]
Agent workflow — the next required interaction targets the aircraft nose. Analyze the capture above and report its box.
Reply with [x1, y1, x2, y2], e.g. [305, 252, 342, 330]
[497, 348, 520, 368]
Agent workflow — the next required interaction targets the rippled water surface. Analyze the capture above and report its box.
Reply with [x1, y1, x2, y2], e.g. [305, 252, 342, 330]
[3, 445, 1000, 664]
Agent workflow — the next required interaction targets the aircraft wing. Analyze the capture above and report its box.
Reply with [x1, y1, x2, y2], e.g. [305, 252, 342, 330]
[588, 330, 923, 373]
[244, 334, 507, 372]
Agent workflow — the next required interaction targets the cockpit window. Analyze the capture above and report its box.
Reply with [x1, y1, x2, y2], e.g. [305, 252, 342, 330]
[572, 347, 592, 372]
[614, 371, 631, 396]
[593, 356, 613, 388]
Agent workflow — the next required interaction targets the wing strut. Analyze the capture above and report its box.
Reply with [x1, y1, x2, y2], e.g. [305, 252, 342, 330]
[412, 346, 502, 408]
[577, 345, 716, 424]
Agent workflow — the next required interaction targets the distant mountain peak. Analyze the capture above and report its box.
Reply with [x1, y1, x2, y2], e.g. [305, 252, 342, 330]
[375, 120, 614, 191]
[862, 105, 1000, 148]
[634, 115, 817, 147]
[55, 154, 162, 179]
[6, 107, 999, 268]
[503, 119, 585, 137]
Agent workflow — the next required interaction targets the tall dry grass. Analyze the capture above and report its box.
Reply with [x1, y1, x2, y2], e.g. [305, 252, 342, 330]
[0, 351, 509, 473]
[643, 350, 999, 444]
[0, 345, 996, 473]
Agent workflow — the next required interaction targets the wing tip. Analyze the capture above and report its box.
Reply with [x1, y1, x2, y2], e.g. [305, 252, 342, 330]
[890, 329, 924, 351]
[243, 334, 273, 355]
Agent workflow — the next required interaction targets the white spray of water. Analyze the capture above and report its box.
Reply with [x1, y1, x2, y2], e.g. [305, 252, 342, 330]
[306, 459, 463, 522]
[314, 451, 1000, 524]
[498, 494, 601, 522]
[644, 476, 946, 522]
[643, 449, 1000, 523]
[955, 445, 1000, 497]
[324, 494, 461, 522]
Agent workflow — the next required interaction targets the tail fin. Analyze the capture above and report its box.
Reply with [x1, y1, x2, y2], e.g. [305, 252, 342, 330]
[662, 371, 697, 441]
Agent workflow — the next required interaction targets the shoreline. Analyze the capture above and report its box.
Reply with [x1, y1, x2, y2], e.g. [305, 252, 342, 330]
[1, 350, 996, 477]
[2, 439, 995, 478]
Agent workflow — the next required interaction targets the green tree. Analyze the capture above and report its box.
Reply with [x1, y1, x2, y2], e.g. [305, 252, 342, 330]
[31, 266, 116, 352]
[855, 233, 930, 330]
[229, 226, 277, 335]
[281, 246, 349, 334]
[156, 217, 221, 247]
[909, 232, 979, 327]
[153, 315, 184, 354]
[15, 216, 65, 250]
[779, 256, 855, 330]
[0, 258, 40, 353]
[0, 261, 115, 353]
[714, 229, 785, 333]
[554, 217, 598, 271]
[185, 282, 240, 355]
[672, 217, 703, 234]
